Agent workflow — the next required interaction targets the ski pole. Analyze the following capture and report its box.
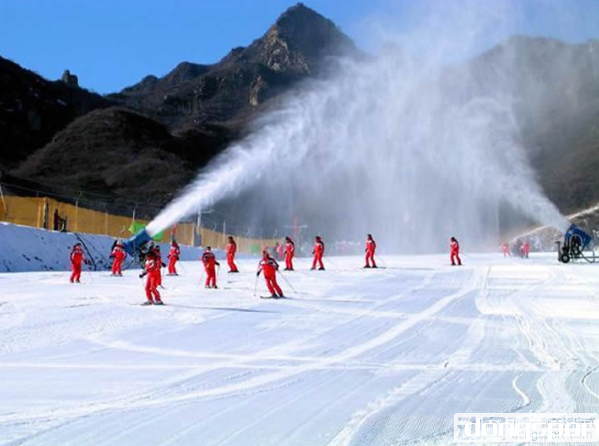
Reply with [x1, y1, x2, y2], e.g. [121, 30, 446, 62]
[278, 270, 297, 294]
[178, 261, 187, 275]
[85, 268, 94, 285]
[85, 261, 94, 284]
[253, 274, 259, 297]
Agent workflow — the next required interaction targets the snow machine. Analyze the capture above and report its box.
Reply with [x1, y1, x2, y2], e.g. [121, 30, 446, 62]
[557, 224, 596, 263]
[123, 229, 153, 258]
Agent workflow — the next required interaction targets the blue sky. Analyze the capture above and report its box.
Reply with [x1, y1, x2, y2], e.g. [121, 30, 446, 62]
[1, 0, 598, 94]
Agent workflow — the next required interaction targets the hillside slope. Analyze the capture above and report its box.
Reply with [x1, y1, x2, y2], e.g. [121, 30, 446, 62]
[0, 56, 112, 169]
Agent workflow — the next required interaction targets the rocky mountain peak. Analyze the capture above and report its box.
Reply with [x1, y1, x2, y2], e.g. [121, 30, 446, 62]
[256, 2, 355, 73]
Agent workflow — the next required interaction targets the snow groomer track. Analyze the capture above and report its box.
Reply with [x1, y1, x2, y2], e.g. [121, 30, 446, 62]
[1, 253, 599, 445]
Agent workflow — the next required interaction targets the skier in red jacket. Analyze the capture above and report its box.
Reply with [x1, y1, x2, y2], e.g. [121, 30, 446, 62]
[450, 237, 462, 266]
[69, 243, 87, 283]
[276, 242, 285, 261]
[284, 236, 295, 271]
[311, 236, 325, 270]
[151, 244, 165, 287]
[521, 241, 530, 258]
[110, 241, 126, 276]
[364, 234, 377, 268]
[167, 241, 180, 276]
[202, 246, 220, 289]
[140, 250, 163, 305]
[501, 242, 510, 257]
[226, 236, 239, 273]
[257, 250, 284, 298]
[312, 235, 324, 271]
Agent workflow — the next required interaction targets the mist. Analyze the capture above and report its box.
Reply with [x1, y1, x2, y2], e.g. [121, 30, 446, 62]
[147, 0, 570, 252]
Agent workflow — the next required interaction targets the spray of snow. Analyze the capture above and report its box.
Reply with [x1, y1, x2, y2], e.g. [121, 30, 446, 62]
[147, 0, 569, 251]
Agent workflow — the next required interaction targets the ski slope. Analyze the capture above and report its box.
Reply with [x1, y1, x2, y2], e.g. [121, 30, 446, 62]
[1, 253, 599, 445]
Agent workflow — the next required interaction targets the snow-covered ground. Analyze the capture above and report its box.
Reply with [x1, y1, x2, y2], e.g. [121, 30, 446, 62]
[1, 253, 599, 445]
[0, 222, 218, 273]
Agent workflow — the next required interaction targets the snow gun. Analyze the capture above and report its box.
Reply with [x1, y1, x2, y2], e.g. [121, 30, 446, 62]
[123, 228, 153, 257]
[557, 223, 594, 263]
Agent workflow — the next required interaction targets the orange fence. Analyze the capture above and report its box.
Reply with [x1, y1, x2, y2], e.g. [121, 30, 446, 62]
[0, 195, 279, 253]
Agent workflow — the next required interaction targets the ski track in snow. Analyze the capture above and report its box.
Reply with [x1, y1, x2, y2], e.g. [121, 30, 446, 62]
[1, 254, 599, 445]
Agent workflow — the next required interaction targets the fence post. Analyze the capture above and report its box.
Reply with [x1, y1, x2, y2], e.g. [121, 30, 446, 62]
[42, 197, 49, 230]
[0, 172, 5, 220]
[75, 191, 82, 232]
[103, 204, 109, 236]
[0, 183, 6, 221]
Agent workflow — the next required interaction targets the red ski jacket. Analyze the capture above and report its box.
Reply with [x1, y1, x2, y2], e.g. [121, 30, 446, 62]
[168, 246, 180, 260]
[314, 241, 325, 255]
[202, 251, 218, 269]
[285, 241, 295, 255]
[366, 239, 376, 253]
[145, 257, 161, 275]
[70, 247, 85, 265]
[259, 257, 279, 277]
[226, 242, 237, 256]
[450, 240, 460, 254]
[112, 246, 126, 260]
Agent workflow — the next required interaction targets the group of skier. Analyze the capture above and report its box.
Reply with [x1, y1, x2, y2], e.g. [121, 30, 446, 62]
[500, 239, 530, 258]
[68, 233, 466, 304]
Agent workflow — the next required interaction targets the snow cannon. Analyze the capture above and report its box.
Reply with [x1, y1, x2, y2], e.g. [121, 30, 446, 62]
[123, 229, 153, 256]
[558, 224, 594, 263]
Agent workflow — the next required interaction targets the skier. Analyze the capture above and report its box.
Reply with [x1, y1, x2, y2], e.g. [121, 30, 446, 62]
[167, 241, 180, 276]
[284, 236, 295, 271]
[139, 250, 163, 305]
[311, 236, 325, 270]
[501, 242, 510, 257]
[276, 242, 285, 261]
[110, 241, 126, 276]
[151, 244, 165, 287]
[364, 234, 377, 268]
[257, 249, 284, 298]
[226, 236, 239, 273]
[202, 246, 220, 289]
[450, 236, 462, 266]
[69, 243, 87, 283]
[521, 240, 530, 259]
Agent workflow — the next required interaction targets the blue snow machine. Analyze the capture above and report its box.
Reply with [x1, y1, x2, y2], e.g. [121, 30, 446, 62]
[558, 224, 594, 263]
[123, 228, 153, 258]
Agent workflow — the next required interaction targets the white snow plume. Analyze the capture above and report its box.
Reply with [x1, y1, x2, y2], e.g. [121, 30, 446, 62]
[147, 0, 569, 251]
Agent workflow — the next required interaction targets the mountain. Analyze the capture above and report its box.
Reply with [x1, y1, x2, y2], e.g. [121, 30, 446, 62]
[107, 2, 358, 129]
[6, 4, 599, 232]
[467, 36, 599, 214]
[12, 108, 191, 211]
[0, 56, 112, 169]
[12, 107, 237, 210]
[12, 3, 357, 208]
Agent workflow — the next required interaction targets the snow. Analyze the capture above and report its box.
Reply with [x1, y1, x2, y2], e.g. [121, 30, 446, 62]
[0, 222, 218, 273]
[1, 253, 599, 445]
